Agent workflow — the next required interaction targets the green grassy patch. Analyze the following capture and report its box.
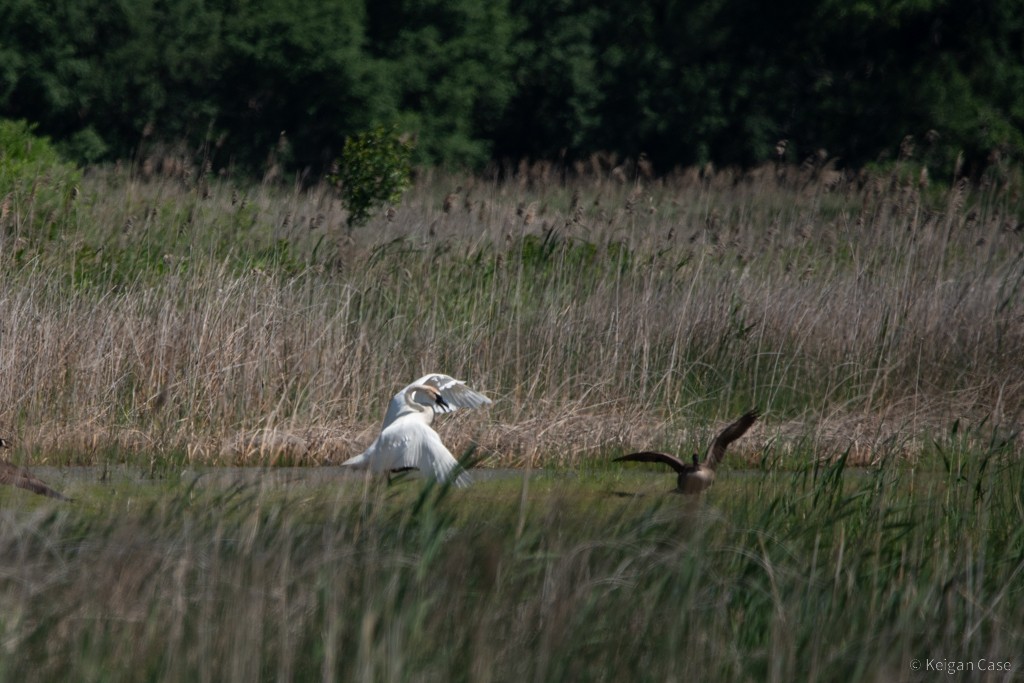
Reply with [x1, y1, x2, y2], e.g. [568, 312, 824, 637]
[1, 455, 1022, 682]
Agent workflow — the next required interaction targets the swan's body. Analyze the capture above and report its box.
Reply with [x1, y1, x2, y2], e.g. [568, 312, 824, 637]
[615, 410, 759, 494]
[0, 438, 71, 501]
[343, 374, 491, 487]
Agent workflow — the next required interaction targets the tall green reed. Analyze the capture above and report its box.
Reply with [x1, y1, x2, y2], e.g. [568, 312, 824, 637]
[1, 449, 1021, 681]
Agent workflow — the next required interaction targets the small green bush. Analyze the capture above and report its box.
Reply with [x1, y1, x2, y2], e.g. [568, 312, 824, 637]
[332, 125, 413, 227]
[0, 119, 81, 235]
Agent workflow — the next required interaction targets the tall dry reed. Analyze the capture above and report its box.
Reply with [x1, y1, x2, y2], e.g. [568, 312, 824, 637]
[0, 159, 1021, 467]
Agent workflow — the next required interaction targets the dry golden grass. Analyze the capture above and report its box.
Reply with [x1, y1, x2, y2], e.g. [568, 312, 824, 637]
[0, 157, 1021, 468]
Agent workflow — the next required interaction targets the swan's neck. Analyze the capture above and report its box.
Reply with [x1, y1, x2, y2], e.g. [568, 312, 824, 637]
[405, 386, 437, 423]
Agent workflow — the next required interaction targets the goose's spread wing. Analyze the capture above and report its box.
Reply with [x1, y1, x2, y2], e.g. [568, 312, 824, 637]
[706, 410, 759, 468]
[375, 417, 472, 487]
[0, 462, 70, 500]
[615, 451, 693, 474]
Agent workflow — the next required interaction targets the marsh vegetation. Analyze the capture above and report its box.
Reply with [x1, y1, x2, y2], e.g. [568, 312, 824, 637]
[2, 448, 1022, 682]
[1, 142, 1023, 679]
[2, 153, 1022, 470]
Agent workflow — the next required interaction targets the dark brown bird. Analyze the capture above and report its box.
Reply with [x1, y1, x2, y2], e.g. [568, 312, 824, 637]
[0, 438, 71, 501]
[615, 410, 760, 494]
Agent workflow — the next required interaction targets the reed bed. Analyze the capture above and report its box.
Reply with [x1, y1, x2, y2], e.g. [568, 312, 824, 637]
[0, 159, 1021, 468]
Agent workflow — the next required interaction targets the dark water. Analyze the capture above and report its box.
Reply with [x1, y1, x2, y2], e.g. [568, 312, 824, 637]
[21, 464, 871, 498]
[27, 465, 537, 489]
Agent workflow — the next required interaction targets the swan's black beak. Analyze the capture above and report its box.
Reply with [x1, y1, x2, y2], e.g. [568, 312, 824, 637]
[435, 394, 451, 411]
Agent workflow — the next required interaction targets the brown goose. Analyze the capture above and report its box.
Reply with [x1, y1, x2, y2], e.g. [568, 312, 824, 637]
[615, 410, 760, 494]
[0, 438, 71, 501]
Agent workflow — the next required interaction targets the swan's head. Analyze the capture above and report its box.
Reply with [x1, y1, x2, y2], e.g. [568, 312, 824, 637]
[409, 385, 451, 412]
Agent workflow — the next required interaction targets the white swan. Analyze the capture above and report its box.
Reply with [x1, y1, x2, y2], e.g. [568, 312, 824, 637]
[343, 374, 492, 487]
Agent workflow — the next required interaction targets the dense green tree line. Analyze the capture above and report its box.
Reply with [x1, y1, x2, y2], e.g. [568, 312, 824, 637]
[1, 0, 1021, 175]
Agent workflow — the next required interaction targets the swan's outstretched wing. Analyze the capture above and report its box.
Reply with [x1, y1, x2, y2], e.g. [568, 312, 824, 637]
[614, 451, 693, 474]
[408, 374, 492, 414]
[705, 409, 759, 469]
[416, 427, 473, 488]
[340, 447, 373, 470]
[377, 373, 492, 430]
[0, 461, 71, 501]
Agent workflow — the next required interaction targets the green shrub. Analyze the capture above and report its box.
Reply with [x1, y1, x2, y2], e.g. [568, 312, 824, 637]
[0, 118, 81, 235]
[331, 125, 413, 227]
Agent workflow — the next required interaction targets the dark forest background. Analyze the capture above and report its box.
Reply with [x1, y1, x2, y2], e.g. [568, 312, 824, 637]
[2, 0, 1022, 177]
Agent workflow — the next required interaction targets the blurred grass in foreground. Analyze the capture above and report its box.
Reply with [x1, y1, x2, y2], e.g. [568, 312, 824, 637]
[1, 440, 1021, 682]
